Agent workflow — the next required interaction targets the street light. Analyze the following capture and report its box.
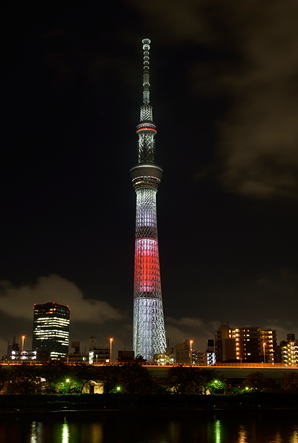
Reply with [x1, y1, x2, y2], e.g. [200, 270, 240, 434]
[21, 336, 25, 359]
[110, 337, 113, 364]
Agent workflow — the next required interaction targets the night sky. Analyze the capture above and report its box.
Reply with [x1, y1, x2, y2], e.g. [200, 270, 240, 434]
[1, 1, 298, 359]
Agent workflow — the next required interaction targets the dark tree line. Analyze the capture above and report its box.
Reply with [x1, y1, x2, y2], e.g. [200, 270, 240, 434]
[1, 363, 298, 395]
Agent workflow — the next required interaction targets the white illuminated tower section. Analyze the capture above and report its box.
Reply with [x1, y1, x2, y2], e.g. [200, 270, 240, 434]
[130, 39, 166, 362]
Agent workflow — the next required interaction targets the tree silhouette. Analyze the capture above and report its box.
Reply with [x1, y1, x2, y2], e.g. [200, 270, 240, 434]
[0, 365, 13, 393]
[166, 367, 217, 394]
[242, 372, 266, 392]
[7, 363, 41, 394]
[282, 372, 298, 393]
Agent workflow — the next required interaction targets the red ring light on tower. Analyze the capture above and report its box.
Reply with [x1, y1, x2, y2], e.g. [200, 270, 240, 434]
[136, 127, 157, 134]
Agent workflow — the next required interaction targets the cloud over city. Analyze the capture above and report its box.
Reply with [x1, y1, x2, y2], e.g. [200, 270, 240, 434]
[0, 275, 129, 358]
[130, 0, 298, 199]
[0, 274, 124, 323]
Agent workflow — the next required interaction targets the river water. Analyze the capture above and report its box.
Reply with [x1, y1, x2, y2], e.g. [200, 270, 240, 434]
[1, 410, 298, 442]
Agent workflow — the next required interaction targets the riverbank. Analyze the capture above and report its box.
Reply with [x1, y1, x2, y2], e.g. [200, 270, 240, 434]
[1, 393, 298, 413]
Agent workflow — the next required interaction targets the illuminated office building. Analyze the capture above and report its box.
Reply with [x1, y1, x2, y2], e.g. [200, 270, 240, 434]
[130, 39, 166, 361]
[32, 302, 70, 359]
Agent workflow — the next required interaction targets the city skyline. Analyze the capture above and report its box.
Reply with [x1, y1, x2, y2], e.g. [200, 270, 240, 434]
[1, 2, 298, 359]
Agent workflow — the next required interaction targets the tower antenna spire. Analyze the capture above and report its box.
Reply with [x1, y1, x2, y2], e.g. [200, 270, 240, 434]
[135, 38, 156, 164]
[142, 38, 151, 105]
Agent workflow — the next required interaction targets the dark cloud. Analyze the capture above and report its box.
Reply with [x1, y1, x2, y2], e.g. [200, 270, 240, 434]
[0, 275, 129, 358]
[209, 1, 298, 198]
[166, 317, 217, 350]
[129, 0, 298, 198]
[128, 0, 212, 44]
[0, 275, 124, 323]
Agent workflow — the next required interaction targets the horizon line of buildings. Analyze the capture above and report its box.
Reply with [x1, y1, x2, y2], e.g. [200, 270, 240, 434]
[2, 302, 298, 367]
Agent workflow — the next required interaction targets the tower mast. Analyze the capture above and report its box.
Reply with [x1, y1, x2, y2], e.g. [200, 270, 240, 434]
[130, 39, 166, 362]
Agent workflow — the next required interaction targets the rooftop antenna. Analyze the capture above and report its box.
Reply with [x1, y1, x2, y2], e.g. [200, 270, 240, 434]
[142, 38, 151, 105]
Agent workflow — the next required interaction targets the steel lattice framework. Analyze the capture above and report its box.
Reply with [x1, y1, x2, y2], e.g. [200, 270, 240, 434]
[130, 39, 166, 362]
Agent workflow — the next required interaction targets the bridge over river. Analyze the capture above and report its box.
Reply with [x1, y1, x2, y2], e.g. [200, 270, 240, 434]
[145, 363, 298, 379]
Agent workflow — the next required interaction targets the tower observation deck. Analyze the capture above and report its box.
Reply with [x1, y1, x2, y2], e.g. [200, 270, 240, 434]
[130, 39, 166, 362]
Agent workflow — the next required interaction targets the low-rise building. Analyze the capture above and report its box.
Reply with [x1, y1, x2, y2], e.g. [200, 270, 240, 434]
[66, 341, 88, 364]
[174, 340, 192, 364]
[118, 350, 135, 363]
[278, 334, 298, 366]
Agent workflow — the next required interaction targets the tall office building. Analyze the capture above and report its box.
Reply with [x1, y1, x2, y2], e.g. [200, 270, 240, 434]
[130, 39, 166, 362]
[32, 302, 70, 359]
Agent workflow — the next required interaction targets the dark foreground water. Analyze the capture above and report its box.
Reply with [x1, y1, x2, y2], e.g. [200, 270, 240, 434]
[1, 410, 298, 443]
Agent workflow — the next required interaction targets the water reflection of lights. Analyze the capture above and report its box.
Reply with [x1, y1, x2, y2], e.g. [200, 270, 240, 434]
[168, 421, 180, 443]
[62, 419, 69, 443]
[291, 428, 298, 443]
[30, 421, 42, 443]
[91, 423, 103, 443]
[215, 420, 221, 443]
[274, 431, 282, 443]
[238, 425, 247, 442]
[30, 421, 37, 443]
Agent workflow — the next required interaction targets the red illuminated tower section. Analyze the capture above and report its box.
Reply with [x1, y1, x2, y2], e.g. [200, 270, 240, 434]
[130, 39, 166, 362]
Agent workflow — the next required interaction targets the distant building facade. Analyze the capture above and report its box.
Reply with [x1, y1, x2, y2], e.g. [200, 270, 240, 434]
[9, 350, 50, 361]
[278, 334, 298, 366]
[6, 337, 20, 360]
[261, 329, 277, 363]
[88, 336, 111, 364]
[32, 302, 70, 360]
[173, 339, 215, 366]
[206, 339, 216, 366]
[10, 349, 37, 361]
[174, 340, 192, 364]
[154, 348, 174, 365]
[66, 341, 88, 364]
[118, 350, 135, 363]
[215, 324, 236, 362]
[7, 337, 50, 361]
[215, 324, 277, 363]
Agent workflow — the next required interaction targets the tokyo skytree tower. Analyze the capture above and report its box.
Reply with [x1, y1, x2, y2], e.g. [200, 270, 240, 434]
[130, 39, 167, 362]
